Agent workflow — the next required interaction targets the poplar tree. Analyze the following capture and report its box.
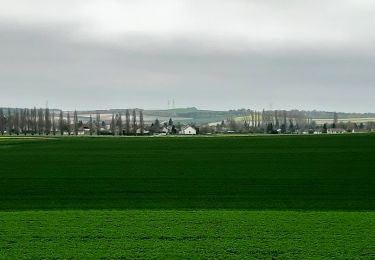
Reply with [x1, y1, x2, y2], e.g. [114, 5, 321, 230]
[333, 112, 338, 128]
[139, 110, 144, 135]
[251, 110, 255, 127]
[45, 107, 51, 135]
[37, 108, 44, 135]
[59, 111, 64, 135]
[257, 111, 261, 128]
[96, 112, 101, 135]
[67, 112, 71, 135]
[132, 109, 137, 134]
[26, 108, 31, 133]
[262, 109, 267, 132]
[73, 110, 78, 135]
[118, 113, 123, 135]
[111, 113, 115, 135]
[275, 110, 279, 129]
[14, 109, 20, 135]
[32, 107, 37, 135]
[20, 109, 25, 135]
[89, 114, 93, 136]
[52, 111, 56, 135]
[7, 108, 12, 135]
[0, 108, 4, 135]
[282, 110, 287, 133]
[125, 109, 130, 135]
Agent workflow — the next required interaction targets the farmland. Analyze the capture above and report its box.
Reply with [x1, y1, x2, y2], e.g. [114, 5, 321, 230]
[1, 135, 375, 258]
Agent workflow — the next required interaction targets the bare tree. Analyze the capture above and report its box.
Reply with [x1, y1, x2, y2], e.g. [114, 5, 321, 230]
[275, 110, 279, 129]
[52, 111, 56, 135]
[73, 110, 78, 136]
[333, 112, 338, 128]
[89, 114, 93, 136]
[13, 109, 20, 135]
[32, 107, 37, 135]
[0, 108, 4, 135]
[125, 109, 130, 135]
[7, 108, 12, 135]
[282, 110, 287, 134]
[132, 109, 137, 134]
[261, 109, 266, 132]
[45, 107, 51, 135]
[251, 110, 255, 128]
[96, 112, 101, 135]
[118, 113, 123, 135]
[37, 108, 44, 135]
[67, 112, 71, 135]
[26, 108, 31, 133]
[59, 111, 64, 135]
[139, 110, 144, 135]
[111, 113, 115, 135]
[19, 109, 25, 135]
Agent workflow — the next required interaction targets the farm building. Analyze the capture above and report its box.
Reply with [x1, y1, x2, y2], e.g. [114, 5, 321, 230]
[180, 126, 197, 135]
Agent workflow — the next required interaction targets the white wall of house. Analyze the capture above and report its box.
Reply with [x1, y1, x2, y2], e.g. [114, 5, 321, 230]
[181, 126, 197, 135]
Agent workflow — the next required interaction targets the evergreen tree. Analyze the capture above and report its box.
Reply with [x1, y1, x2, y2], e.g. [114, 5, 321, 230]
[322, 123, 328, 134]
[267, 123, 274, 134]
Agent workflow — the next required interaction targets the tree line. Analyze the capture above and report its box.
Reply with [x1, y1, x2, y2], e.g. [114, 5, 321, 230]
[218, 109, 314, 134]
[0, 107, 144, 136]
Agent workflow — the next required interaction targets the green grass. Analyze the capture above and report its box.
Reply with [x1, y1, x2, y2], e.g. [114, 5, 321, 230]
[1, 210, 375, 259]
[1, 135, 375, 258]
[0, 135, 374, 210]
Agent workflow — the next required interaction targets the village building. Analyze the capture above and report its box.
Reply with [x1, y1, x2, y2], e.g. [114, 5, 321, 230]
[180, 125, 197, 135]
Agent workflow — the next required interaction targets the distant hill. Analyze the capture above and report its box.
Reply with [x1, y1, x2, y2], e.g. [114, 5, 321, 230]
[2, 107, 375, 125]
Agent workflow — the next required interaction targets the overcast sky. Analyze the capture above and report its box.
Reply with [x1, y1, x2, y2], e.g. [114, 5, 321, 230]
[0, 0, 374, 112]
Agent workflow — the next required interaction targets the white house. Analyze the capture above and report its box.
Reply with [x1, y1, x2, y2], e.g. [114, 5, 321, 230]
[180, 126, 197, 135]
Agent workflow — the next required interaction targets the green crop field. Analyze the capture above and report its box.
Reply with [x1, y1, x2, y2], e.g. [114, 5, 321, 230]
[1, 135, 375, 258]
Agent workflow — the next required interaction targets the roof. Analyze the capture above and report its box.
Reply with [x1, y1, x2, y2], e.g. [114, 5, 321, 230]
[181, 125, 196, 131]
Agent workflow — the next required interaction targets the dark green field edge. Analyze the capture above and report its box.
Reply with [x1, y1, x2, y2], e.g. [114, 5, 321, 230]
[1, 135, 374, 211]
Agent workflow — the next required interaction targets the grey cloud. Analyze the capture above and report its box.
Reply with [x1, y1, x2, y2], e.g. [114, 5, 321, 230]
[0, 15, 374, 112]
